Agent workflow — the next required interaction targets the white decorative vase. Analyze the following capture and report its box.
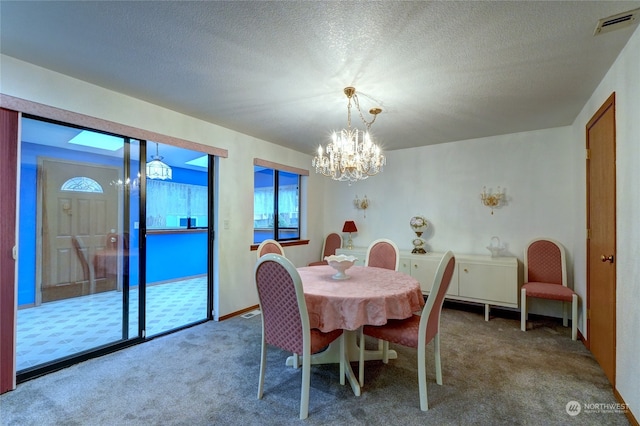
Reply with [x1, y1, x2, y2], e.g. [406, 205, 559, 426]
[325, 255, 357, 280]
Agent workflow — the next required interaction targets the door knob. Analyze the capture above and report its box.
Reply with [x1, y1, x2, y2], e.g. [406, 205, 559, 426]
[601, 254, 614, 263]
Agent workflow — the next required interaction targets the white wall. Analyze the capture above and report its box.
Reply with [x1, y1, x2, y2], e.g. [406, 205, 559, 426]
[570, 25, 640, 416]
[324, 126, 577, 319]
[0, 55, 327, 319]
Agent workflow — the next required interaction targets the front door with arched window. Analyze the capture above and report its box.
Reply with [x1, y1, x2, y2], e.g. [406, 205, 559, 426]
[37, 158, 119, 303]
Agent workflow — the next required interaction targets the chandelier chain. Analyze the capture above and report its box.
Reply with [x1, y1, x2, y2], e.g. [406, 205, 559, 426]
[351, 93, 378, 130]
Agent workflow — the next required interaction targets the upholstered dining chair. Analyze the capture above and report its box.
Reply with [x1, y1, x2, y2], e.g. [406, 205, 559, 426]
[255, 239, 302, 367]
[255, 254, 345, 419]
[365, 238, 400, 271]
[521, 238, 578, 340]
[364, 238, 400, 356]
[256, 238, 285, 259]
[358, 251, 456, 411]
[308, 232, 343, 266]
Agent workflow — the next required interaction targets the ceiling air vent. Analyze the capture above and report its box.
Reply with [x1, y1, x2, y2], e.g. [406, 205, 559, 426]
[594, 8, 640, 35]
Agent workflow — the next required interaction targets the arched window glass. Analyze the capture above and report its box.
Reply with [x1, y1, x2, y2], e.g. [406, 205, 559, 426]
[60, 176, 104, 193]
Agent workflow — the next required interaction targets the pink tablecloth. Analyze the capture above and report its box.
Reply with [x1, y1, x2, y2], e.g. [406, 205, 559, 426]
[297, 265, 424, 333]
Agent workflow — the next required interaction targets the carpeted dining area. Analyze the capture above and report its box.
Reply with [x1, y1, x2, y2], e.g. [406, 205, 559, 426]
[0, 303, 629, 425]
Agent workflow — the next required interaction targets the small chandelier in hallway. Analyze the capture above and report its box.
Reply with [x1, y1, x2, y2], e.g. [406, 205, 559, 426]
[146, 142, 172, 180]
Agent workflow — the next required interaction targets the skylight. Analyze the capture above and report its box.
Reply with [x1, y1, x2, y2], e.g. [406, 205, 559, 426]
[185, 155, 208, 168]
[68, 130, 123, 151]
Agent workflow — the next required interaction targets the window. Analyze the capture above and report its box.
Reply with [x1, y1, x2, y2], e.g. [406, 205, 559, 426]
[60, 176, 104, 193]
[146, 180, 208, 229]
[254, 165, 301, 243]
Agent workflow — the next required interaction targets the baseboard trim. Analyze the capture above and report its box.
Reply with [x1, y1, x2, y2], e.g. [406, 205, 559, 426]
[219, 304, 260, 321]
[614, 388, 638, 426]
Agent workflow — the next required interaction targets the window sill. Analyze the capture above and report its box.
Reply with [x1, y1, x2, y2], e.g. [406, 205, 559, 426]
[251, 239, 309, 251]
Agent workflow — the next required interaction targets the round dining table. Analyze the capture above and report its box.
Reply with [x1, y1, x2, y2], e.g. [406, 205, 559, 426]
[292, 264, 424, 396]
[298, 265, 424, 332]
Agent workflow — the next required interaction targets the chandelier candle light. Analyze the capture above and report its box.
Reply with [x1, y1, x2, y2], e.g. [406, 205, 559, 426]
[312, 87, 385, 183]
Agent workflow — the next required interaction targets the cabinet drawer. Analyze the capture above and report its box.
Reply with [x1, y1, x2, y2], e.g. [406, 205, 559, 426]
[458, 262, 517, 304]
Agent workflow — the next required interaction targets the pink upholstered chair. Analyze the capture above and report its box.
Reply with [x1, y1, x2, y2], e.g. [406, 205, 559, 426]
[364, 238, 400, 355]
[255, 254, 345, 419]
[365, 238, 399, 271]
[358, 251, 456, 411]
[256, 239, 299, 366]
[308, 232, 343, 266]
[256, 239, 285, 259]
[521, 238, 578, 340]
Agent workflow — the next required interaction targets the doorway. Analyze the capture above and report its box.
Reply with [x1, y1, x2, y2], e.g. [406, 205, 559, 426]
[16, 116, 213, 378]
[37, 158, 120, 303]
[586, 92, 616, 386]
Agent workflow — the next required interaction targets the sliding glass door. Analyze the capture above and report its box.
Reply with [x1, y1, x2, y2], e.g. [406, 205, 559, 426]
[17, 117, 142, 374]
[15, 117, 211, 379]
[143, 143, 209, 337]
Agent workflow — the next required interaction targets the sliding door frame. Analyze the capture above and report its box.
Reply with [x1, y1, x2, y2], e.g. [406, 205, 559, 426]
[0, 108, 19, 393]
[0, 94, 226, 388]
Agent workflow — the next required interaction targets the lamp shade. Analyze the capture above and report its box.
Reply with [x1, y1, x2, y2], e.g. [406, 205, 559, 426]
[342, 221, 357, 233]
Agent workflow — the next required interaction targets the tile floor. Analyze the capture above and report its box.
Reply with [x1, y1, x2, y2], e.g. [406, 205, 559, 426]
[16, 277, 208, 371]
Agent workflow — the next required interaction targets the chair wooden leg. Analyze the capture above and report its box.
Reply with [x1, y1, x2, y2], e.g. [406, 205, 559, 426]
[293, 353, 299, 369]
[382, 340, 389, 364]
[257, 338, 267, 399]
[520, 289, 527, 331]
[571, 294, 578, 341]
[340, 334, 346, 386]
[358, 328, 365, 387]
[434, 333, 443, 385]
[417, 338, 428, 411]
[300, 348, 311, 419]
[562, 301, 569, 327]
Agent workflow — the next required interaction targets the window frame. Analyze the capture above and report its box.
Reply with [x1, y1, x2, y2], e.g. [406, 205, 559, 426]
[253, 158, 308, 245]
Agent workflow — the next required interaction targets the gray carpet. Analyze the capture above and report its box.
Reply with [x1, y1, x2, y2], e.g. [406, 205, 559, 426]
[0, 304, 629, 425]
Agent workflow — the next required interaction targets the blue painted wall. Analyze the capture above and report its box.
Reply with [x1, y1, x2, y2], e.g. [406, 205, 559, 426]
[146, 232, 208, 283]
[18, 142, 208, 306]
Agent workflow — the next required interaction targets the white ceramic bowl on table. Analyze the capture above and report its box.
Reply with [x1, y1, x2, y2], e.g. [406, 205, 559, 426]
[325, 254, 357, 280]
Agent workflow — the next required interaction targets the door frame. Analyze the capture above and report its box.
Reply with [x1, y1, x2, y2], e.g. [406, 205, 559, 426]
[1, 96, 223, 387]
[0, 108, 19, 393]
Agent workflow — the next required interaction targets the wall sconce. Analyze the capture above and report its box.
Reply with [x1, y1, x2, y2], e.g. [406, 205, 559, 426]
[354, 194, 369, 217]
[481, 186, 504, 215]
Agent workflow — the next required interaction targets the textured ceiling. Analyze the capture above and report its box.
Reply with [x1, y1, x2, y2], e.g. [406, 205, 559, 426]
[1, 1, 639, 154]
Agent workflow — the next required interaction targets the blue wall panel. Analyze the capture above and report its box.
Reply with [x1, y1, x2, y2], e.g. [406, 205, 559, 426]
[146, 232, 208, 283]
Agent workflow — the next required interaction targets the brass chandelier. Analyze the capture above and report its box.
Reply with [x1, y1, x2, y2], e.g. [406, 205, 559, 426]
[312, 87, 385, 182]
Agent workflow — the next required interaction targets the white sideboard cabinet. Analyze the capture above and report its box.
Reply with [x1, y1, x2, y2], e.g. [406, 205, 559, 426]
[336, 247, 519, 321]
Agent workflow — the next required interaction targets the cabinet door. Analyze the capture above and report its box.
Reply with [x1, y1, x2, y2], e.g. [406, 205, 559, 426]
[408, 257, 458, 296]
[458, 262, 517, 305]
[399, 258, 412, 276]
